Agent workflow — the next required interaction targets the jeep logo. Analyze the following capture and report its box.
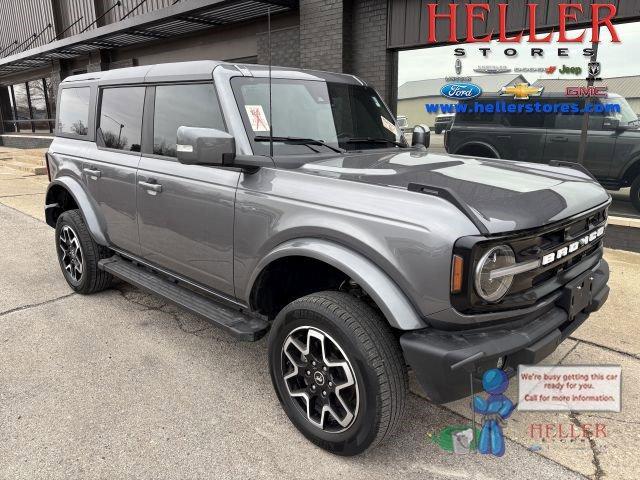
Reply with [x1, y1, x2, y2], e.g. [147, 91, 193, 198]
[541, 226, 605, 266]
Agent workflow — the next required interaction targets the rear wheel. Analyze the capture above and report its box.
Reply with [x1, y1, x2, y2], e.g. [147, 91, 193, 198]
[631, 176, 640, 212]
[55, 209, 113, 294]
[268, 291, 407, 456]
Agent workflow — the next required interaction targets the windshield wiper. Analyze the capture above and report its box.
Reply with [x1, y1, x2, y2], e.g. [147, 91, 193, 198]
[254, 136, 344, 154]
[344, 137, 405, 148]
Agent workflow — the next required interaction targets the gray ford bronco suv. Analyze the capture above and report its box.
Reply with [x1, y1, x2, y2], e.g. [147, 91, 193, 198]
[45, 61, 611, 456]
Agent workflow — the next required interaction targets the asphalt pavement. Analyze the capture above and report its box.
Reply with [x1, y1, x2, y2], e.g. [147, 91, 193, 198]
[1, 165, 639, 479]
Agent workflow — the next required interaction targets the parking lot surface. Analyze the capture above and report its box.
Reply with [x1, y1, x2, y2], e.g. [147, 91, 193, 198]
[1, 165, 638, 479]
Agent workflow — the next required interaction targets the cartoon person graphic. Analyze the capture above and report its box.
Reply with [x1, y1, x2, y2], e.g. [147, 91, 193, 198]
[473, 368, 514, 457]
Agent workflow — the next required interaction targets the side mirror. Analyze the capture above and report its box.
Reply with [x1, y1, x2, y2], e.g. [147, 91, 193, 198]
[411, 124, 431, 149]
[603, 117, 620, 131]
[177, 126, 235, 166]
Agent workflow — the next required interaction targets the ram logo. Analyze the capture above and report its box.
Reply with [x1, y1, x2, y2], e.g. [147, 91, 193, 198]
[541, 226, 605, 266]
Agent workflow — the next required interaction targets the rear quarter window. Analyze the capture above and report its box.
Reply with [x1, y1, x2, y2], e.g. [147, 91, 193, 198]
[57, 87, 91, 136]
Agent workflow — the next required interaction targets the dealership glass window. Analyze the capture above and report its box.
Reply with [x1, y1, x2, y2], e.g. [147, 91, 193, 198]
[28, 79, 51, 132]
[153, 84, 225, 157]
[2, 77, 55, 133]
[12, 83, 30, 123]
[98, 87, 145, 152]
[58, 87, 91, 136]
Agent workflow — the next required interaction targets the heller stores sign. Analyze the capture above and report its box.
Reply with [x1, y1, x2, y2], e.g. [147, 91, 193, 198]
[426, 3, 621, 44]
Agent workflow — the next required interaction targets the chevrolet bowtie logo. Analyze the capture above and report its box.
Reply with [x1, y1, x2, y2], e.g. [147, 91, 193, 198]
[500, 83, 544, 100]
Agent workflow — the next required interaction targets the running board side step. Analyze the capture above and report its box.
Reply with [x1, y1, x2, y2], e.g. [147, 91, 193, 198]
[98, 256, 269, 341]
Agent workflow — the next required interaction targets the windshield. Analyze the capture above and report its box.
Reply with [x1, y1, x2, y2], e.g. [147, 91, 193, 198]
[602, 97, 640, 127]
[231, 77, 400, 155]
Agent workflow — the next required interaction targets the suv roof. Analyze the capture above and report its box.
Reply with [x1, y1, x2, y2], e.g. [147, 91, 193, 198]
[60, 60, 366, 87]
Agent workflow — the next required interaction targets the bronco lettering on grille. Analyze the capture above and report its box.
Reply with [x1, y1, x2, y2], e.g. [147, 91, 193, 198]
[541, 226, 605, 266]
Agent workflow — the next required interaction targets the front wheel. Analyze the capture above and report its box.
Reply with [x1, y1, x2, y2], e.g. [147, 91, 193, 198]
[631, 175, 640, 212]
[268, 291, 407, 456]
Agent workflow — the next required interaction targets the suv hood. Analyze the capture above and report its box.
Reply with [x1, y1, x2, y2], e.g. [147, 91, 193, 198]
[296, 149, 610, 234]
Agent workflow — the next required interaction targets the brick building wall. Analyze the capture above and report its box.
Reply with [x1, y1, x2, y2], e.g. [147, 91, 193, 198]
[299, 0, 346, 73]
[257, 26, 300, 68]
[297, 0, 397, 111]
[350, 0, 397, 112]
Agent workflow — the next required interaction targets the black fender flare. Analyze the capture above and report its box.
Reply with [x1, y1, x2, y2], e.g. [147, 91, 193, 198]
[45, 177, 109, 246]
[246, 238, 427, 331]
[620, 155, 640, 184]
[453, 141, 500, 158]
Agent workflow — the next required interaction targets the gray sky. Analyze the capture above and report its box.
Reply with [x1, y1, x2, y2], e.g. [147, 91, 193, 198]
[398, 22, 640, 86]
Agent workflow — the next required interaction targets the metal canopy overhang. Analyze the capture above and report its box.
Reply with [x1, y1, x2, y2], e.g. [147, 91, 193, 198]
[0, 0, 298, 77]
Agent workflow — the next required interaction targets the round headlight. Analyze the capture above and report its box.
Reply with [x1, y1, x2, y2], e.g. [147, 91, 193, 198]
[475, 245, 516, 302]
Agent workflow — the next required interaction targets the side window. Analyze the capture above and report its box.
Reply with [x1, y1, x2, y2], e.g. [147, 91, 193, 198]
[455, 101, 496, 125]
[501, 112, 545, 128]
[58, 87, 90, 136]
[555, 101, 585, 130]
[98, 87, 145, 152]
[153, 83, 225, 157]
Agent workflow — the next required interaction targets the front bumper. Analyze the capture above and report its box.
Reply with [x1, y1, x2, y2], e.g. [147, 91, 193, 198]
[400, 259, 609, 404]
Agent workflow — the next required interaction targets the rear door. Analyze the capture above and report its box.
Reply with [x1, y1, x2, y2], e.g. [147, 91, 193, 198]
[83, 86, 145, 255]
[543, 100, 616, 179]
[136, 83, 239, 297]
[491, 109, 547, 163]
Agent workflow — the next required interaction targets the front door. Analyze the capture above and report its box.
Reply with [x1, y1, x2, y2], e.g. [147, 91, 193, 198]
[84, 86, 146, 255]
[136, 83, 239, 296]
[543, 100, 616, 180]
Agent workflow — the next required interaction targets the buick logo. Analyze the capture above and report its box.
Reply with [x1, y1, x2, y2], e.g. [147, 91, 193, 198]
[440, 83, 482, 100]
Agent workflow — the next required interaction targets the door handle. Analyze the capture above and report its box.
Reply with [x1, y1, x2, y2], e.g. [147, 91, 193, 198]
[138, 180, 163, 194]
[83, 167, 101, 179]
[550, 136, 568, 143]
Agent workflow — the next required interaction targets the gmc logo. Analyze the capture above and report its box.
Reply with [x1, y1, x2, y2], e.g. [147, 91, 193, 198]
[566, 86, 608, 98]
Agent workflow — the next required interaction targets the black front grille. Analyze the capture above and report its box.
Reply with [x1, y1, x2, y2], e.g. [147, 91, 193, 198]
[452, 204, 609, 314]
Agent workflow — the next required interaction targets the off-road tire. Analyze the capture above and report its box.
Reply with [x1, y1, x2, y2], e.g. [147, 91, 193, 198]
[268, 291, 408, 456]
[55, 209, 113, 294]
[631, 175, 640, 213]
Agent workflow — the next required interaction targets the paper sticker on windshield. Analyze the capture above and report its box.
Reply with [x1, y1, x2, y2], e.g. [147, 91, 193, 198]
[245, 105, 270, 132]
[381, 116, 397, 135]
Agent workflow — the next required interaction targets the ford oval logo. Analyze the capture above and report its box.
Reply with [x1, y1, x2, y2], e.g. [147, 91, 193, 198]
[440, 83, 482, 100]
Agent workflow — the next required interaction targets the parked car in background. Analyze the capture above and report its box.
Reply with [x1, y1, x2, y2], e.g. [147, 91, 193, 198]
[45, 61, 611, 456]
[445, 93, 640, 211]
[434, 113, 455, 134]
[396, 114, 411, 134]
